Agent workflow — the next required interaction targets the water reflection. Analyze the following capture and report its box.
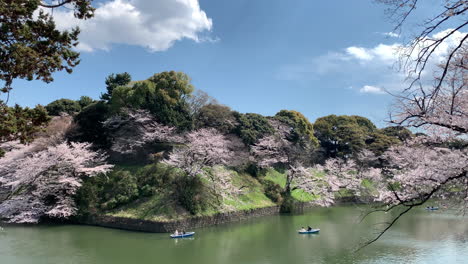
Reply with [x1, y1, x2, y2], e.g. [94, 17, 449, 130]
[0, 206, 467, 264]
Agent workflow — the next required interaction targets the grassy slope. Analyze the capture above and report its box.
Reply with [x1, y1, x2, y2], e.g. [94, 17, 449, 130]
[263, 168, 319, 202]
[103, 166, 336, 222]
[106, 166, 275, 222]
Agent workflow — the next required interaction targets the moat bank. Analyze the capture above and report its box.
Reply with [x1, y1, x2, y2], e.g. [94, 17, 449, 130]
[80, 197, 368, 233]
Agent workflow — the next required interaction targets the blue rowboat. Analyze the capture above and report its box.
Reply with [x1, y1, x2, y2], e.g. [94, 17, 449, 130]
[170, 232, 195, 238]
[425, 207, 439, 211]
[298, 229, 320, 234]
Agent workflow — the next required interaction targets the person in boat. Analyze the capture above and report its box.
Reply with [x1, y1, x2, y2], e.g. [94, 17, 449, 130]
[307, 226, 312, 231]
[182, 230, 185, 235]
[174, 230, 179, 236]
[300, 226, 306, 232]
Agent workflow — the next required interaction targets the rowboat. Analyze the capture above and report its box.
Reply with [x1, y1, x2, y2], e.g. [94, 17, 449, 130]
[298, 229, 320, 234]
[170, 232, 195, 238]
[425, 207, 439, 211]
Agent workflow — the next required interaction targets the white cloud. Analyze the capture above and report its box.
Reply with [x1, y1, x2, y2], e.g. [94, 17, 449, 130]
[359, 85, 386, 95]
[346, 43, 401, 64]
[382, 32, 400, 38]
[278, 29, 466, 96]
[346, 47, 374, 61]
[43, 0, 213, 52]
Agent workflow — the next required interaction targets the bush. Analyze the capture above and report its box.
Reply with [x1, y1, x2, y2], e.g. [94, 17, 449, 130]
[173, 175, 209, 214]
[135, 163, 175, 197]
[262, 180, 283, 203]
[101, 170, 139, 210]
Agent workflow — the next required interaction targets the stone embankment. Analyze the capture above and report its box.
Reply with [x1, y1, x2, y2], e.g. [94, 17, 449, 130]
[83, 206, 281, 233]
[82, 197, 368, 233]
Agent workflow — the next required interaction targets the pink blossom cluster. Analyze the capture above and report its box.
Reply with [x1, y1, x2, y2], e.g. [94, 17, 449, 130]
[104, 109, 184, 154]
[164, 128, 248, 197]
[0, 142, 113, 223]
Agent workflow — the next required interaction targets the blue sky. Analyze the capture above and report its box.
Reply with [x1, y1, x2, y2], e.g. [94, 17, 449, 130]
[6, 0, 449, 127]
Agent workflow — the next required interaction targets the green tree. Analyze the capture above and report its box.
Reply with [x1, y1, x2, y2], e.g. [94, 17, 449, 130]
[0, 0, 95, 93]
[101, 72, 132, 102]
[380, 126, 413, 142]
[0, 104, 50, 156]
[45, 98, 82, 116]
[70, 101, 111, 148]
[77, 96, 94, 108]
[313, 115, 377, 158]
[275, 110, 319, 146]
[195, 103, 236, 132]
[365, 132, 400, 155]
[234, 113, 274, 145]
[109, 71, 194, 130]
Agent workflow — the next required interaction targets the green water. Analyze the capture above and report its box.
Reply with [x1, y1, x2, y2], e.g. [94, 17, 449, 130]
[1, 206, 467, 264]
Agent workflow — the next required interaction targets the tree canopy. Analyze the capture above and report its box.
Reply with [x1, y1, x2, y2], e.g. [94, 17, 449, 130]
[0, 0, 95, 94]
[45, 98, 82, 116]
[275, 110, 319, 146]
[313, 115, 376, 158]
[0, 104, 50, 156]
[109, 71, 195, 130]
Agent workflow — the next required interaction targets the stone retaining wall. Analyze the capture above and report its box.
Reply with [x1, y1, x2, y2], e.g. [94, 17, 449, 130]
[82, 206, 281, 233]
[80, 198, 370, 233]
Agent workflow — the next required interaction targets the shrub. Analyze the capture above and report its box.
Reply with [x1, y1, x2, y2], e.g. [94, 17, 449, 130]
[173, 175, 209, 214]
[135, 163, 175, 197]
[262, 180, 283, 203]
[101, 170, 139, 210]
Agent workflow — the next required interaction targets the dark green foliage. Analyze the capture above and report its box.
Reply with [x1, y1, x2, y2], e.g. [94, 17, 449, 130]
[262, 180, 283, 203]
[313, 115, 377, 158]
[280, 192, 295, 213]
[76, 170, 139, 212]
[195, 104, 236, 132]
[70, 101, 111, 148]
[101, 170, 139, 210]
[365, 132, 400, 155]
[275, 110, 319, 146]
[173, 175, 210, 214]
[77, 96, 94, 108]
[45, 98, 82, 116]
[0, 0, 94, 92]
[352, 115, 377, 133]
[0, 103, 50, 151]
[135, 163, 174, 197]
[380, 126, 413, 142]
[76, 163, 211, 215]
[109, 71, 194, 130]
[445, 138, 468, 150]
[101, 72, 132, 101]
[234, 112, 274, 145]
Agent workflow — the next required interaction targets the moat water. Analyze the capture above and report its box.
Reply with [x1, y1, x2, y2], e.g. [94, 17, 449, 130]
[1, 205, 467, 264]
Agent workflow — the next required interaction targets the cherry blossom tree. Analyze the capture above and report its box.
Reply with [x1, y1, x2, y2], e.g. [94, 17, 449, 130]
[164, 128, 247, 199]
[252, 120, 345, 208]
[104, 109, 184, 155]
[0, 142, 112, 223]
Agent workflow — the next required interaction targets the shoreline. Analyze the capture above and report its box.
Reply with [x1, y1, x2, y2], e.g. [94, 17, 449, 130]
[0, 197, 369, 232]
[77, 197, 367, 233]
